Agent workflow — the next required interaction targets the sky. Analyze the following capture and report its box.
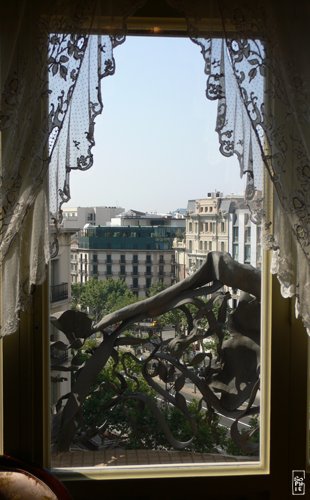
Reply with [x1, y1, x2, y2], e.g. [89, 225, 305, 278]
[67, 36, 245, 213]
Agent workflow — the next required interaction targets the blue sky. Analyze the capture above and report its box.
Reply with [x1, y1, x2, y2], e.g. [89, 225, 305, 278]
[68, 36, 245, 213]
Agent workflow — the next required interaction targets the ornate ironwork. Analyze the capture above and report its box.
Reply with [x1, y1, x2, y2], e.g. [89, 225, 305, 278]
[51, 251, 260, 457]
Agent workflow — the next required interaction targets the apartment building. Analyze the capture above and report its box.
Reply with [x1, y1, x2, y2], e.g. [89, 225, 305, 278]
[71, 225, 183, 297]
[228, 202, 262, 269]
[185, 193, 262, 274]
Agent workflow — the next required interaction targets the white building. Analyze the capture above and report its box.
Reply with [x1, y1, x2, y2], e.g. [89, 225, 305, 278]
[228, 203, 262, 269]
[62, 206, 124, 230]
[185, 193, 262, 275]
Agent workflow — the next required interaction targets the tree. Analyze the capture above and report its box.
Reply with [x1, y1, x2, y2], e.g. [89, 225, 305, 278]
[71, 278, 137, 322]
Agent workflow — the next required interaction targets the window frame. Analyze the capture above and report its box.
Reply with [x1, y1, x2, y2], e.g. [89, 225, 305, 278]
[1, 7, 309, 499]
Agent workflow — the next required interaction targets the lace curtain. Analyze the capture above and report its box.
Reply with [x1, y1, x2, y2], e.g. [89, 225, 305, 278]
[169, 0, 310, 332]
[0, 0, 144, 336]
[1, 0, 309, 335]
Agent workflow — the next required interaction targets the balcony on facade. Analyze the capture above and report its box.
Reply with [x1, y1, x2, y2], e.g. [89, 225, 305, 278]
[50, 282, 68, 303]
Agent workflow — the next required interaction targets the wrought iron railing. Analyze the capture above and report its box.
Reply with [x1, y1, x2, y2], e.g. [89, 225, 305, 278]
[50, 252, 260, 457]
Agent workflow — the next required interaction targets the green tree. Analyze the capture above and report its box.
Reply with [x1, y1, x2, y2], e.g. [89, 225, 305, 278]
[71, 278, 137, 322]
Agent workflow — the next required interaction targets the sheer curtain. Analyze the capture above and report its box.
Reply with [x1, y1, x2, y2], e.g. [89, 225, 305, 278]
[1, 0, 309, 336]
[168, 0, 310, 332]
[0, 0, 143, 336]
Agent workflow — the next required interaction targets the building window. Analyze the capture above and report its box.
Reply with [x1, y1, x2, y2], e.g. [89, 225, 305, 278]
[132, 265, 138, 276]
[199, 241, 203, 251]
[209, 241, 212, 251]
[120, 264, 126, 275]
[106, 264, 112, 275]
[204, 241, 208, 251]
[233, 227, 239, 243]
[210, 206, 213, 212]
[107, 254, 112, 263]
[204, 206, 208, 212]
[146, 277, 152, 288]
[120, 254, 126, 263]
[92, 264, 98, 275]
[188, 240, 192, 252]
[233, 244, 239, 261]
[133, 254, 138, 263]
[188, 222, 192, 232]
[93, 254, 97, 262]
[199, 222, 203, 232]
[146, 265, 152, 276]
[245, 226, 251, 244]
[220, 241, 225, 252]
[159, 265, 164, 276]
[221, 222, 225, 232]
[244, 244, 251, 263]
[146, 254, 151, 263]
[132, 277, 138, 289]
[195, 222, 198, 233]
[159, 255, 164, 264]
[205, 222, 208, 232]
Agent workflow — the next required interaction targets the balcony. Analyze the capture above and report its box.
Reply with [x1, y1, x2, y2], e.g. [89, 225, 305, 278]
[50, 282, 68, 303]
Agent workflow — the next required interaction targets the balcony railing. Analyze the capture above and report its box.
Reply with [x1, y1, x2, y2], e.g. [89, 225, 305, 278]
[50, 283, 68, 303]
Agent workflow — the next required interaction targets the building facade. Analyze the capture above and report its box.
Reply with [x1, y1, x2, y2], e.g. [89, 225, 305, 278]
[185, 193, 262, 275]
[71, 225, 183, 297]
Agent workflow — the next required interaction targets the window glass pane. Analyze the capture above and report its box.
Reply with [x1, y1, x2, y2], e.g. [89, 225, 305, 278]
[50, 34, 265, 473]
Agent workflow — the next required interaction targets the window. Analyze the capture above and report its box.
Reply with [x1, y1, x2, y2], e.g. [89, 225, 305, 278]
[220, 241, 225, 252]
[245, 226, 251, 244]
[233, 244, 239, 261]
[107, 254, 112, 263]
[132, 277, 138, 289]
[133, 254, 138, 263]
[233, 226, 239, 242]
[106, 264, 112, 275]
[3, 8, 308, 496]
[146, 254, 151, 264]
[120, 254, 126, 263]
[132, 265, 138, 276]
[221, 221, 225, 232]
[92, 254, 97, 262]
[244, 244, 251, 263]
[120, 264, 126, 275]
[199, 222, 203, 232]
[188, 240, 192, 252]
[188, 222, 193, 232]
[146, 265, 152, 275]
[92, 264, 98, 275]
